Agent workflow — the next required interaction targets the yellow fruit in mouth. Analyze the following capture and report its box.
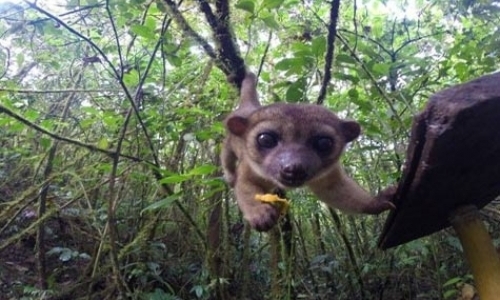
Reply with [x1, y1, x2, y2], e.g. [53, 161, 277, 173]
[255, 194, 290, 215]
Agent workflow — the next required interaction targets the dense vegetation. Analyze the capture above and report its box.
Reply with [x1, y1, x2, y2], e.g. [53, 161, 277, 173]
[1, 0, 499, 299]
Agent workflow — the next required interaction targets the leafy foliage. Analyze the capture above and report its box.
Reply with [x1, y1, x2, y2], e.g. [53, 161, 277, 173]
[1, 0, 500, 299]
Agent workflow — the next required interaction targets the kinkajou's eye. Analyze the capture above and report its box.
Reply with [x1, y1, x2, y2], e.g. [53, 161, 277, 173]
[257, 132, 278, 149]
[312, 136, 334, 154]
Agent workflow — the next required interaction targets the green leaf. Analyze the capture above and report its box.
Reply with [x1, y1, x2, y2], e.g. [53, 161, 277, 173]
[81, 106, 100, 115]
[263, 0, 284, 9]
[160, 175, 190, 184]
[454, 62, 467, 79]
[24, 109, 39, 121]
[10, 122, 25, 132]
[347, 88, 359, 99]
[291, 42, 311, 53]
[311, 36, 326, 58]
[0, 117, 10, 126]
[443, 289, 457, 299]
[142, 194, 181, 213]
[103, 113, 119, 128]
[443, 277, 462, 287]
[123, 69, 140, 86]
[130, 24, 155, 39]
[275, 57, 304, 73]
[145, 16, 157, 31]
[188, 164, 217, 175]
[80, 119, 95, 129]
[285, 79, 306, 102]
[372, 63, 390, 75]
[40, 119, 53, 129]
[334, 72, 360, 84]
[40, 137, 52, 150]
[97, 138, 109, 149]
[235, 0, 255, 14]
[166, 54, 182, 67]
[155, 1, 167, 12]
[350, 96, 373, 112]
[360, 121, 382, 136]
[275, 58, 293, 70]
[336, 54, 356, 65]
[286, 86, 302, 102]
[261, 16, 280, 30]
[89, 29, 102, 40]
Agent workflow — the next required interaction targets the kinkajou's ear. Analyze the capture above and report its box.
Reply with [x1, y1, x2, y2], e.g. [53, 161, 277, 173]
[340, 120, 361, 143]
[226, 116, 249, 136]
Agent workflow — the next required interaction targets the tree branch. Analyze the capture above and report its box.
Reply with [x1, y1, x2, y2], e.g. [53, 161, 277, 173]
[163, 0, 220, 65]
[0, 103, 148, 164]
[317, 0, 341, 105]
[163, 0, 245, 86]
[214, 0, 246, 85]
[196, 0, 246, 86]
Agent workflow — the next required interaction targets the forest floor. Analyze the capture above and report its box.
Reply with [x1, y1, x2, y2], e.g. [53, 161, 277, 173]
[0, 217, 88, 299]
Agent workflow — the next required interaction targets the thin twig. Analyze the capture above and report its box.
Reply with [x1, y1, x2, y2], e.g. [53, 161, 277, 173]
[105, 0, 124, 79]
[257, 31, 273, 77]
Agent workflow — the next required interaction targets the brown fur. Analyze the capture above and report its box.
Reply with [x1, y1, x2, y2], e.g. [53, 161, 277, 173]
[221, 72, 394, 231]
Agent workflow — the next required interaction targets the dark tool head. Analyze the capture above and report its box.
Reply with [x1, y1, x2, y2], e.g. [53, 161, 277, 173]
[379, 72, 500, 249]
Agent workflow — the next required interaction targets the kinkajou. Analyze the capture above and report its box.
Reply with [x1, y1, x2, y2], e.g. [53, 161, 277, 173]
[221, 72, 395, 231]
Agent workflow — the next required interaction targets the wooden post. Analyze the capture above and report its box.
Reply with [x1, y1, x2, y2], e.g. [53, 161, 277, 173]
[449, 205, 500, 299]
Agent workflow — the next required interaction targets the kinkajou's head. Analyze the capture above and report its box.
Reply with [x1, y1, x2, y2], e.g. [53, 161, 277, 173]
[226, 103, 360, 189]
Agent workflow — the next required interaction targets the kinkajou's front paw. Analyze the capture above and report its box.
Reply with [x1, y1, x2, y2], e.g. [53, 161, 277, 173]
[224, 172, 236, 187]
[243, 203, 280, 232]
[371, 185, 397, 213]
